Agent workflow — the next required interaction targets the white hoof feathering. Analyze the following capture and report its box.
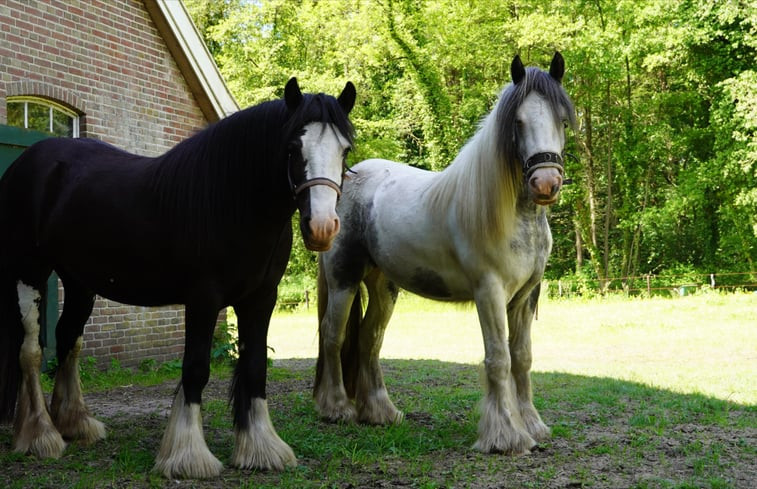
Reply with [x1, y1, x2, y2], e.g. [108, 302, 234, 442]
[14, 282, 67, 459]
[231, 398, 296, 471]
[51, 336, 106, 444]
[521, 404, 550, 442]
[357, 388, 404, 425]
[473, 396, 536, 455]
[154, 387, 222, 479]
[12, 406, 67, 459]
[315, 391, 358, 423]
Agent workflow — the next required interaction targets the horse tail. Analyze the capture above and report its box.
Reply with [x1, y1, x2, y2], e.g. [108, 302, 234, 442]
[0, 274, 23, 422]
[314, 256, 363, 400]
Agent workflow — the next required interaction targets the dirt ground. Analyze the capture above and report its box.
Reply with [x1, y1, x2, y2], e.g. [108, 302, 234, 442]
[1, 359, 755, 488]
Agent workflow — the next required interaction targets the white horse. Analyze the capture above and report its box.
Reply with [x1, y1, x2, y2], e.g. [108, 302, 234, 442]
[314, 53, 575, 455]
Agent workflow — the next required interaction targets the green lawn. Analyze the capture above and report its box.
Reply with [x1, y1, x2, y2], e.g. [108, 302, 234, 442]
[268, 291, 756, 404]
[1, 291, 754, 488]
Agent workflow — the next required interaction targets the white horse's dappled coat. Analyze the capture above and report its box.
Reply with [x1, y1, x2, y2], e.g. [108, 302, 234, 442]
[315, 53, 576, 455]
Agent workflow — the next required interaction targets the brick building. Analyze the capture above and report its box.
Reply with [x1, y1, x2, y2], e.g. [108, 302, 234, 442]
[0, 0, 238, 368]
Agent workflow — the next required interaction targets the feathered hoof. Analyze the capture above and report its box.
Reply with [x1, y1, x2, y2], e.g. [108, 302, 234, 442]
[153, 446, 223, 479]
[358, 406, 404, 426]
[56, 413, 107, 445]
[230, 398, 297, 471]
[14, 428, 67, 459]
[317, 401, 358, 424]
[523, 417, 551, 443]
[230, 432, 297, 472]
[472, 428, 536, 455]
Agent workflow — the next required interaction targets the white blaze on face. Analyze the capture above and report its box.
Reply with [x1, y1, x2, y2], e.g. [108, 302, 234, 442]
[517, 92, 567, 204]
[299, 122, 351, 250]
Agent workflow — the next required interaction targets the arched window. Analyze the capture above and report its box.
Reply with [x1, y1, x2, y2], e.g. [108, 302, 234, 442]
[6, 96, 80, 137]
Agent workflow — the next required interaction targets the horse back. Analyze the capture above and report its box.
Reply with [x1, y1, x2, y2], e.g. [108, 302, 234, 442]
[1, 138, 152, 242]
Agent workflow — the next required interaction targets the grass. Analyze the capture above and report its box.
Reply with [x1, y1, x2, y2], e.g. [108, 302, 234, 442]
[267, 290, 756, 404]
[0, 291, 755, 488]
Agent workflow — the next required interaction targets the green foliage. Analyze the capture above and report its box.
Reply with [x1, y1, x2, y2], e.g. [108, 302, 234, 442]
[211, 320, 237, 364]
[185, 0, 757, 300]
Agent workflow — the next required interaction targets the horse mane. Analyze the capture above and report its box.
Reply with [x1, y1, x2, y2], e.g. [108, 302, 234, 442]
[149, 92, 354, 252]
[427, 66, 575, 244]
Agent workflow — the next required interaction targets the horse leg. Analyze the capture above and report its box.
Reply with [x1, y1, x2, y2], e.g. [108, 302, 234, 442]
[314, 276, 360, 423]
[49, 280, 105, 444]
[154, 299, 222, 479]
[13, 280, 66, 458]
[354, 270, 402, 425]
[229, 291, 296, 471]
[508, 285, 549, 442]
[473, 274, 535, 455]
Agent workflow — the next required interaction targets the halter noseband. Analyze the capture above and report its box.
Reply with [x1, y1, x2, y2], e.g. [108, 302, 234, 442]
[291, 176, 343, 199]
[523, 152, 564, 178]
[287, 152, 343, 200]
[523, 151, 575, 185]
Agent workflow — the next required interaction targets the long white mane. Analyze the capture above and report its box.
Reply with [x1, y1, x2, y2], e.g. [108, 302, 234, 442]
[426, 87, 521, 245]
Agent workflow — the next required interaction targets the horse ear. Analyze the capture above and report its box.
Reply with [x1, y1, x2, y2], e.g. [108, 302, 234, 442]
[284, 77, 303, 110]
[549, 52, 565, 83]
[338, 81, 356, 114]
[511, 55, 526, 85]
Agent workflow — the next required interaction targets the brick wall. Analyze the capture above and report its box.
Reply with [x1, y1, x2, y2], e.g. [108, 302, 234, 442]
[0, 0, 224, 368]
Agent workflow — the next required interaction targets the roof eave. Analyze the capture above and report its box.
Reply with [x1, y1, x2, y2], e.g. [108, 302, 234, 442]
[144, 0, 239, 122]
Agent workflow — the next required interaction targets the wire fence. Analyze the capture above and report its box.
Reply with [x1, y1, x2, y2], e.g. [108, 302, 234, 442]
[546, 271, 757, 298]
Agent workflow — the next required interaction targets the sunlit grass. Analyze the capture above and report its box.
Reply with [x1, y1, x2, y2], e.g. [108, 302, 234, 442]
[267, 291, 757, 404]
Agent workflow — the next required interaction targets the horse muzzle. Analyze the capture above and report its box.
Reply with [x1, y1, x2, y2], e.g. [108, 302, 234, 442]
[528, 166, 563, 205]
[301, 215, 341, 251]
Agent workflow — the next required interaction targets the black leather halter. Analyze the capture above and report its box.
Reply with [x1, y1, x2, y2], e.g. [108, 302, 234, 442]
[523, 152, 565, 178]
[287, 152, 343, 200]
[523, 151, 577, 185]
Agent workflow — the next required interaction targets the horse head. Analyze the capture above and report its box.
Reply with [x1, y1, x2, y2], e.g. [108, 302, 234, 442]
[506, 52, 575, 206]
[283, 78, 356, 251]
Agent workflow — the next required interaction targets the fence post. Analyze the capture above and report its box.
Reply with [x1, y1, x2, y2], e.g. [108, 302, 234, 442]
[710, 273, 716, 288]
[646, 274, 651, 297]
[304, 289, 309, 310]
[558, 280, 563, 297]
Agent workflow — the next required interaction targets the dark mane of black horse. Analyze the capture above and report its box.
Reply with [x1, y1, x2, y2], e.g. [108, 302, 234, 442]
[150, 92, 354, 251]
[496, 65, 576, 175]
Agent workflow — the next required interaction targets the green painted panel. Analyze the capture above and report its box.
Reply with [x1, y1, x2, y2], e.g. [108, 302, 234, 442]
[0, 124, 58, 365]
[0, 124, 51, 175]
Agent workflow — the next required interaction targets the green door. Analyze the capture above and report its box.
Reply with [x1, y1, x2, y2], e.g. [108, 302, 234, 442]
[0, 124, 59, 365]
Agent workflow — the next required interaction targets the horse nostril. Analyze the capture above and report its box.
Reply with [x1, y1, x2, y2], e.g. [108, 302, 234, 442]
[529, 176, 541, 193]
[332, 217, 340, 235]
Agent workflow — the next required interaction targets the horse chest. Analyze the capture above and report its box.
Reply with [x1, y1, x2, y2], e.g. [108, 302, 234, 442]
[496, 215, 552, 293]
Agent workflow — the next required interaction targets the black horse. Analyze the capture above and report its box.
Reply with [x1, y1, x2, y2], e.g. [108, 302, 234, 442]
[0, 78, 355, 478]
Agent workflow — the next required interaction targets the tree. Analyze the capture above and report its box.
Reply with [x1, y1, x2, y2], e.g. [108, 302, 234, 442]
[185, 0, 757, 293]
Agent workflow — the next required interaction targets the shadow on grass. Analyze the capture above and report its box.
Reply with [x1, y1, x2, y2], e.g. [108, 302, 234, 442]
[1, 358, 754, 489]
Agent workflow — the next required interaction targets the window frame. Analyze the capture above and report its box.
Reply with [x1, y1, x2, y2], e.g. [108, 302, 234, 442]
[6, 96, 80, 137]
